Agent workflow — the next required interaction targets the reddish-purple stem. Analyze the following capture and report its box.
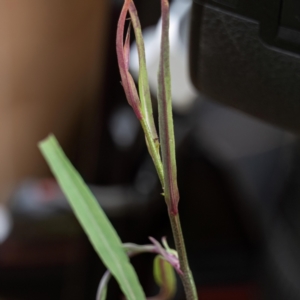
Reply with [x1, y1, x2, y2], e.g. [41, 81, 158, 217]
[158, 0, 179, 214]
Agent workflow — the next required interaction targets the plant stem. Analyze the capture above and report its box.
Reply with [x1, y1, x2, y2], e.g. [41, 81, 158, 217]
[140, 118, 164, 188]
[168, 211, 198, 300]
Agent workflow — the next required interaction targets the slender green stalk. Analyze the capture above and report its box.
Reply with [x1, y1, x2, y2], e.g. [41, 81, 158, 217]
[156, 0, 198, 298]
[140, 118, 164, 188]
[157, 0, 179, 215]
[168, 212, 197, 300]
[117, 0, 198, 298]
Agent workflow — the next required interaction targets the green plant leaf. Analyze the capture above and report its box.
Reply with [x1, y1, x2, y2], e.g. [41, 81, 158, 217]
[116, 0, 164, 188]
[157, 0, 179, 214]
[128, 1, 159, 145]
[38, 134, 145, 300]
[153, 255, 176, 300]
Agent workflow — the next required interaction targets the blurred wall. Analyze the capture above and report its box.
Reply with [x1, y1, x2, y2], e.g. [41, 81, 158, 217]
[0, 0, 110, 204]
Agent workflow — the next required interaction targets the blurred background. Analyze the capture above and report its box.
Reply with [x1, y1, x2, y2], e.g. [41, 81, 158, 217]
[1, 0, 300, 299]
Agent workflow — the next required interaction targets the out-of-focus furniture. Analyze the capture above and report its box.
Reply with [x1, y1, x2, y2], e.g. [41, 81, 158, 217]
[0, 0, 110, 205]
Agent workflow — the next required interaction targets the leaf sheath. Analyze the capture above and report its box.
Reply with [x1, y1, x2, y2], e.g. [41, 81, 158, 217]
[157, 0, 179, 214]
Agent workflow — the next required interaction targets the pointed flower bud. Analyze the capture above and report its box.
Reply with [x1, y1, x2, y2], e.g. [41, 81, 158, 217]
[116, 0, 142, 120]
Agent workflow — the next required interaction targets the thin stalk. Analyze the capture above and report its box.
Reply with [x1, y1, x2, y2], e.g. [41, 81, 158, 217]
[140, 118, 164, 188]
[156, 0, 198, 298]
[168, 212, 198, 300]
[128, 1, 159, 146]
[117, 1, 198, 298]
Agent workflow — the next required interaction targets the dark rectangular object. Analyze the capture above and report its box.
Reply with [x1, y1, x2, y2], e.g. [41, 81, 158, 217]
[190, 0, 300, 133]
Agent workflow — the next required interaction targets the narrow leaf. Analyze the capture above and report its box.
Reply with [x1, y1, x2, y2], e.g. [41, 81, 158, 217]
[116, 0, 164, 188]
[38, 135, 145, 300]
[128, 1, 159, 145]
[157, 0, 179, 214]
[116, 0, 142, 120]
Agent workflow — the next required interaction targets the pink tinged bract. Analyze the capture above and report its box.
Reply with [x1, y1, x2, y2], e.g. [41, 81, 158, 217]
[116, 0, 142, 120]
[149, 237, 182, 275]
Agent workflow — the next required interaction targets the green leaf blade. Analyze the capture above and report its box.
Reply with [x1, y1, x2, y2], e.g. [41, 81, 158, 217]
[38, 134, 145, 300]
[116, 0, 164, 189]
[128, 1, 159, 143]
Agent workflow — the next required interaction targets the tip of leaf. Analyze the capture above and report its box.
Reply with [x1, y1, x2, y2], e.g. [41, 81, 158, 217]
[38, 133, 55, 149]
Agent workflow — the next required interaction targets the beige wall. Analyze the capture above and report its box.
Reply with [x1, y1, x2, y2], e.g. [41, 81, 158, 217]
[0, 0, 110, 204]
